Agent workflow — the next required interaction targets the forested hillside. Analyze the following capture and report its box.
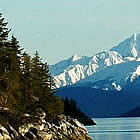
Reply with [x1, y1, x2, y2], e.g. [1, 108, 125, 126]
[0, 13, 64, 128]
[0, 14, 94, 130]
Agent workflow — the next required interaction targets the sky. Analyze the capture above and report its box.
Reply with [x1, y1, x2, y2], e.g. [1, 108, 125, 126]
[1, 0, 140, 64]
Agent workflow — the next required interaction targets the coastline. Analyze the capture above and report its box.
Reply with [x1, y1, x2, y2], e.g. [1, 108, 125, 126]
[0, 112, 92, 140]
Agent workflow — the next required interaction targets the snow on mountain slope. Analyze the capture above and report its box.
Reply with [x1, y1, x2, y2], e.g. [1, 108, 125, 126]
[110, 33, 140, 57]
[50, 55, 91, 76]
[50, 51, 123, 88]
[130, 65, 140, 82]
[50, 33, 140, 89]
[77, 60, 140, 91]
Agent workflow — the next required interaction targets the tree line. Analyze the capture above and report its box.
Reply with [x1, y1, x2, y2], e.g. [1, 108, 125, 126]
[0, 13, 64, 126]
[64, 97, 95, 125]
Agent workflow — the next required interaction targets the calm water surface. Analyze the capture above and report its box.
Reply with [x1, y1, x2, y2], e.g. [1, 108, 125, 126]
[86, 117, 140, 140]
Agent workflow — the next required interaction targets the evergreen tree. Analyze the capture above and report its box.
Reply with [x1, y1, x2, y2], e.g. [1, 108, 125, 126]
[30, 52, 64, 119]
[31, 51, 42, 100]
[21, 52, 32, 111]
[5, 36, 23, 112]
[0, 14, 11, 107]
[0, 13, 10, 81]
[39, 62, 64, 121]
[0, 13, 64, 127]
[0, 13, 10, 41]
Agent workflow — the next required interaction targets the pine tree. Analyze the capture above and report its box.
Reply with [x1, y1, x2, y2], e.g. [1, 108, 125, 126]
[21, 52, 32, 111]
[5, 36, 23, 112]
[0, 13, 10, 42]
[0, 13, 64, 126]
[39, 62, 64, 120]
[30, 52, 64, 120]
[0, 13, 9, 79]
[0, 14, 11, 107]
[0, 13, 10, 75]
[31, 51, 42, 100]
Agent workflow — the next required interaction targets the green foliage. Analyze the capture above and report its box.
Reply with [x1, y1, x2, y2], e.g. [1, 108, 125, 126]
[0, 13, 10, 41]
[0, 13, 64, 125]
[0, 13, 9, 77]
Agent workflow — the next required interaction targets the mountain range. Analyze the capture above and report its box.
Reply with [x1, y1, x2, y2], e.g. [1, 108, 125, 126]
[51, 33, 140, 118]
[50, 33, 140, 91]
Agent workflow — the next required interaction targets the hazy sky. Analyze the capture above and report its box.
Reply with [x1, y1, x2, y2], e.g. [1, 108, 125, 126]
[1, 0, 140, 64]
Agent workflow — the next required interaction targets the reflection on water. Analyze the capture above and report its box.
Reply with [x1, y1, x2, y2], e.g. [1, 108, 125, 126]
[86, 117, 140, 140]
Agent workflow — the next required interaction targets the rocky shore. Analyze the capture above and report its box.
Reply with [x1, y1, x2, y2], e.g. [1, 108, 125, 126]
[0, 114, 92, 140]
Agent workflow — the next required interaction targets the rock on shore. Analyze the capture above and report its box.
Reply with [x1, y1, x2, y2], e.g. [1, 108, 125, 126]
[0, 114, 92, 140]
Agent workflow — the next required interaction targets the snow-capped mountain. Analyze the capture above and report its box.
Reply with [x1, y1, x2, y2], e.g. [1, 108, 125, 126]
[50, 51, 123, 88]
[50, 33, 140, 90]
[110, 33, 140, 58]
[77, 60, 140, 91]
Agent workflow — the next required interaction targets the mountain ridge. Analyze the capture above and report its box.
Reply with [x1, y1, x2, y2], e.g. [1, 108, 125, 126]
[50, 33, 140, 91]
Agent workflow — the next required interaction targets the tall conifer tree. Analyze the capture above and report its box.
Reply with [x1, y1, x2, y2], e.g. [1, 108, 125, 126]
[0, 14, 10, 107]
[0, 13, 10, 79]
[21, 52, 32, 111]
[0, 13, 64, 125]
[5, 36, 23, 112]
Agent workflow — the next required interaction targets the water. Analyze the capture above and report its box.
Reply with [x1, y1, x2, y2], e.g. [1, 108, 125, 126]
[86, 117, 140, 140]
